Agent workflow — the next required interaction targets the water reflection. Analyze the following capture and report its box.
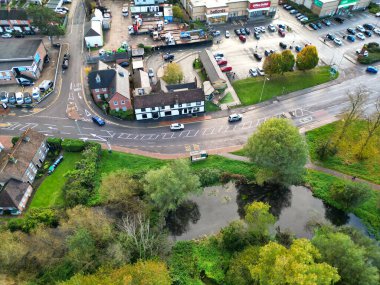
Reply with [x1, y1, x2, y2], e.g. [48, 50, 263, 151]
[166, 200, 200, 236]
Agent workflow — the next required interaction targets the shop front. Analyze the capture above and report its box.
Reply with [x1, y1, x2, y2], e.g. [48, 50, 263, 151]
[247, 1, 272, 18]
[336, 0, 357, 14]
[205, 6, 229, 24]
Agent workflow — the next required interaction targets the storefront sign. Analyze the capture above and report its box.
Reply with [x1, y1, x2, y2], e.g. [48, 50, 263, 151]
[314, 0, 323, 7]
[248, 1, 271, 10]
[208, 8, 228, 14]
[339, 0, 357, 6]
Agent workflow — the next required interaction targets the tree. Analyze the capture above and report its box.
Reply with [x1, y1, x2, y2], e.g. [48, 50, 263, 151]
[221, 220, 250, 252]
[249, 239, 340, 285]
[263, 52, 282, 76]
[0, 231, 28, 275]
[296, 45, 319, 70]
[357, 97, 380, 158]
[245, 202, 276, 237]
[334, 85, 369, 147]
[26, 5, 65, 44]
[162, 62, 183, 84]
[172, 5, 184, 20]
[281, 50, 295, 73]
[312, 231, 379, 285]
[245, 118, 308, 186]
[330, 181, 371, 210]
[143, 159, 201, 213]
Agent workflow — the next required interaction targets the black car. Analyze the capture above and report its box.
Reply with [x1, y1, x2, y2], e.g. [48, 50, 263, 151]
[347, 28, 355, 35]
[244, 27, 251, 35]
[44, 55, 50, 64]
[264, 49, 271, 56]
[234, 29, 241, 36]
[308, 23, 318, 30]
[254, 53, 262, 61]
[254, 32, 260, 39]
[315, 22, 322, 29]
[163, 53, 174, 61]
[119, 61, 129, 67]
[62, 59, 69, 69]
[334, 17, 345, 24]
[364, 30, 372, 37]
[363, 23, 374, 30]
[326, 33, 335, 40]
[63, 53, 70, 60]
[19, 80, 34, 87]
[279, 42, 287, 49]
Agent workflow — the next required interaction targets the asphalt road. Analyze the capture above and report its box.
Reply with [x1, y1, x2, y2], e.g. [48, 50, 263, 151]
[1, 2, 379, 155]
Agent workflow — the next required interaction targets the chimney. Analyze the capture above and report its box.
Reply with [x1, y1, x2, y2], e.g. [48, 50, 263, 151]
[95, 73, 101, 83]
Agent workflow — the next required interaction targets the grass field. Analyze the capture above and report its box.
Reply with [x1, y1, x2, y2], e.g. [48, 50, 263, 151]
[306, 121, 380, 184]
[220, 92, 234, 104]
[205, 101, 220, 112]
[233, 66, 338, 106]
[30, 152, 82, 208]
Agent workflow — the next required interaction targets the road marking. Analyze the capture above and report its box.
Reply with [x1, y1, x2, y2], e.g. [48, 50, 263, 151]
[140, 134, 160, 140]
[185, 144, 191, 152]
[63, 125, 75, 128]
[85, 109, 92, 116]
[74, 88, 82, 92]
[255, 117, 267, 126]
[100, 130, 116, 138]
[299, 116, 314, 124]
[202, 127, 215, 136]
[68, 92, 74, 100]
[118, 133, 139, 140]
[161, 132, 176, 139]
[217, 125, 229, 133]
[70, 82, 73, 90]
[3, 123, 22, 130]
[241, 121, 253, 129]
[183, 130, 199, 137]
[82, 127, 94, 130]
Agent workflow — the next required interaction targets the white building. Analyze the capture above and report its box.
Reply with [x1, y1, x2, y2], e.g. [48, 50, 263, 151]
[84, 19, 103, 48]
[134, 80, 205, 120]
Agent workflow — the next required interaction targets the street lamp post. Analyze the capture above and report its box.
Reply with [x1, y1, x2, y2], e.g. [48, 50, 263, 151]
[259, 77, 269, 102]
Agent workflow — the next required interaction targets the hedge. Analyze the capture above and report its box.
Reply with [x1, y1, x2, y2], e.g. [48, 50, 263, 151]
[47, 137, 62, 151]
[61, 139, 87, 152]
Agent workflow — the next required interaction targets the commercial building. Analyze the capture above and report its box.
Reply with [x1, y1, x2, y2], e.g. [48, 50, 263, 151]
[296, 0, 370, 16]
[0, 39, 47, 85]
[185, 0, 278, 23]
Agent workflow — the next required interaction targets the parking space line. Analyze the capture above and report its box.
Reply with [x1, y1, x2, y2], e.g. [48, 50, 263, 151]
[183, 130, 199, 137]
[19, 123, 39, 131]
[256, 117, 268, 126]
[118, 133, 139, 140]
[202, 127, 216, 136]
[140, 134, 160, 140]
[241, 121, 253, 129]
[161, 132, 176, 139]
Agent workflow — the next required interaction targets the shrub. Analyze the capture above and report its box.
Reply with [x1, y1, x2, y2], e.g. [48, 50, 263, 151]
[109, 109, 134, 120]
[316, 140, 337, 160]
[11, 136, 19, 146]
[221, 220, 250, 252]
[220, 172, 248, 185]
[195, 168, 221, 186]
[62, 139, 86, 152]
[330, 181, 372, 210]
[47, 137, 62, 151]
[8, 208, 59, 233]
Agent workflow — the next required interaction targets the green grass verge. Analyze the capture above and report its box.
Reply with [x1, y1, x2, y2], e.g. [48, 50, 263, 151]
[220, 92, 234, 104]
[205, 101, 220, 112]
[305, 170, 380, 239]
[233, 66, 338, 106]
[306, 121, 380, 184]
[30, 152, 82, 208]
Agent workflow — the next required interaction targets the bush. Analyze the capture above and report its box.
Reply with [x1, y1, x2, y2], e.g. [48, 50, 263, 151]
[220, 172, 248, 185]
[195, 168, 222, 186]
[369, 3, 380, 14]
[221, 221, 250, 252]
[193, 58, 203, 69]
[47, 137, 62, 151]
[8, 208, 59, 233]
[11, 136, 19, 146]
[330, 181, 372, 210]
[316, 140, 337, 160]
[109, 109, 134, 120]
[62, 139, 86, 152]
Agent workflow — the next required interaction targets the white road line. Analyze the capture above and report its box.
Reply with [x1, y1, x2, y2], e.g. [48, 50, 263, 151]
[63, 125, 75, 128]
[61, 132, 71, 135]
[140, 134, 160, 140]
[19, 123, 38, 131]
[241, 121, 253, 129]
[43, 123, 57, 126]
[82, 127, 94, 130]
[161, 133, 176, 139]
[202, 127, 215, 136]
[5, 123, 22, 130]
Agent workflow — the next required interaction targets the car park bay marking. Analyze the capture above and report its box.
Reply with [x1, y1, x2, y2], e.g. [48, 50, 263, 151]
[161, 132, 176, 140]
[118, 133, 139, 140]
[241, 121, 253, 129]
[202, 127, 216, 136]
[3, 123, 23, 130]
[140, 134, 160, 140]
[183, 130, 199, 137]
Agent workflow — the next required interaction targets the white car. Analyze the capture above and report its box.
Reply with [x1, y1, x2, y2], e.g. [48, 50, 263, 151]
[225, 30, 230, 38]
[15, 92, 24, 105]
[268, 24, 276, 32]
[356, 25, 365, 33]
[256, 68, 265, 76]
[148, 68, 154, 78]
[334, 38, 342, 46]
[228, 114, 243, 122]
[373, 28, 380, 35]
[377, 12, 380, 17]
[1, 33, 12, 38]
[254, 27, 261, 33]
[4, 27, 13, 33]
[32, 87, 41, 100]
[259, 26, 266, 33]
[99, 49, 105, 56]
[103, 13, 111, 18]
[356, 49, 369, 57]
[170, 123, 184, 131]
[356, 33, 365, 40]
[249, 68, 258, 77]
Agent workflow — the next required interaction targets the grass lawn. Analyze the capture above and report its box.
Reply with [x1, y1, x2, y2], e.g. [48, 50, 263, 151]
[305, 170, 380, 239]
[30, 152, 82, 208]
[205, 101, 220, 112]
[233, 66, 338, 106]
[220, 92, 234, 104]
[306, 121, 380, 184]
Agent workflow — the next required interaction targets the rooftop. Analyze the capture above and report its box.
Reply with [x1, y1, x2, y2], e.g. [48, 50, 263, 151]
[0, 39, 42, 61]
[0, 179, 31, 209]
[0, 9, 28, 20]
[88, 69, 116, 89]
[0, 60, 34, 72]
[199, 50, 227, 86]
[112, 67, 130, 100]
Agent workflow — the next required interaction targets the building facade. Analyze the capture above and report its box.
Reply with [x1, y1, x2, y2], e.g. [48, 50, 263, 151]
[186, 0, 278, 23]
[307, 0, 370, 16]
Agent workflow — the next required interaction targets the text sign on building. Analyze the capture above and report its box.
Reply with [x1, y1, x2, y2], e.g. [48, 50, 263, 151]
[208, 7, 229, 14]
[249, 1, 271, 10]
[314, 0, 323, 7]
[338, 0, 357, 6]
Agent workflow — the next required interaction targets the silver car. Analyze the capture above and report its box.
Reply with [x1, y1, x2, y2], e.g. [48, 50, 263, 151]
[170, 123, 184, 131]
[228, 114, 243, 122]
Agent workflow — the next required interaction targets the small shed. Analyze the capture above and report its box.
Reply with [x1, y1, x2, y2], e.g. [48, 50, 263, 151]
[85, 20, 103, 48]
[132, 57, 144, 72]
[203, 81, 215, 101]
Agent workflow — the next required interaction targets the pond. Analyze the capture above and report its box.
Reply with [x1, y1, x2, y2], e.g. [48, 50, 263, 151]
[166, 182, 370, 240]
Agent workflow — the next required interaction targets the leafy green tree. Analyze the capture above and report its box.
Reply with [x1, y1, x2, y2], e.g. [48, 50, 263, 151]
[172, 5, 184, 20]
[250, 239, 340, 285]
[221, 220, 250, 252]
[245, 118, 308, 186]
[330, 181, 371, 209]
[312, 231, 379, 285]
[143, 159, 201, 213]
[162, 62, 184, 84]
[281, 50, 295, 72]
[245, 201, 276, 237]
[263, 52, 282, 76]
[26, 5, 65, 44]
[296, 45, 319, 70]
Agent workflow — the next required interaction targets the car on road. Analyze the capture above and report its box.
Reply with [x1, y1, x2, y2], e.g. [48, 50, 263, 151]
[363, 24, 374, 30]
[170, 123, 184, 131]
[217, 59, 227, 66]
[221, 66, 232, 72]
[309, 23, 318, 30]
[92, 116, 105, 126]
[268, 24, 276, 32]
[249, 68, 258, 77]
[322, 19, 331, 26]
[356, 25, 365, 33]
[148, 68, 154, 78]
[228, 114, 243, 122]
[234, 29, 241, 36]
[225, 30, 230, 38]
[366, 66, 378, 74]
[347, 35, 355, 42]
[0, 91, 8, 103]
[333, 38, 342, 46]
[279, 42, 287, 49]
[163, 53, 174, 61]
[334, 17, 344, 23]
[256, 68, 265, 76]
[356, 33, 365, 40]
[212, 30, 221, 37]
[1, 33, 12, 38]
[239, 35, 246, 42]
[326, 33, 335, 40]
[15, 92, 24, 105]
[278, 28, 285, 37]
[254, 52, 262, 61]
[62, 59, 69, 70]
[377, 12, 380, 17]
[245, 27, 251, 35]
[347, 28, 355, 35]
[364, 30, 372, 37]
[254, 32, 260, 39]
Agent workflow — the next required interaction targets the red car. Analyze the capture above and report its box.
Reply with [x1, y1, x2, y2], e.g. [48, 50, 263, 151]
[221, 66, 232, 72]
[239, 35, 246, 42]
[217, 59, 227, 66]
[278, 29, 285, 37]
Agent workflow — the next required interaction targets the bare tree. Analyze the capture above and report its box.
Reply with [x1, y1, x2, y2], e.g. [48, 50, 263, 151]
[334, 85, 369, 147]
[357, 97, 380, 159]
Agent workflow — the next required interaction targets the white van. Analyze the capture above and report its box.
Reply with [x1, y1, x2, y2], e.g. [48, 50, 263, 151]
[15, 92, 24, 105]
[39, 80, 53, 92]
[13, 26, 23, 33]
[32, 87, 41, 100]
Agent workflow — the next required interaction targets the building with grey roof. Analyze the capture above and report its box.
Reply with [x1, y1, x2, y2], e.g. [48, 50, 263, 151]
[199, 50, 227, 89]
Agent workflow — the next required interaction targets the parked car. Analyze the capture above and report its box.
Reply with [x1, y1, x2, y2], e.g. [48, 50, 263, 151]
[245, 27, 251, 35]
[300, 17, 309, 23]
[256, 68, 265, 76]
[290, 9, 298, 14]
[23, 92, 32, 104]
[118, 61, 129, 67]
[264, 49, 271, 56]
[356, 25, 365, 33]
[278, 23, 286, 30]
[62, 59, 69, 69]
[19, 79, 34, 87]
[284, 5, 292, 10]
[356, 33, 365, 40]
[295, 45, 302, 52]
[239, 35, 246, 42]
[63, 53, 70, 60]
[254, 32, 260, 39]
[53, 42, 61, 48]
[334, 17, 344, 23]
[376, 12, 380, 17]
[212, 30, 221, 37]
[309, 23, 318, 30]
[295, 12, 302, 17]
[366, 66, 378, 74]
[216, 59, 227, 65]
[234, 29, 241, 36]
[356, 49, 368, 57]
[4, 26, 13, 33]
[249, 68, 258, 77]
[326, 33, 335, 40]
[14, 32, 25, 38]
[268, 24, 276, 32]
[0, 91, 8, 103]
[39, 80, 53, 92]
[8, 92, 16, 104]
[214, 51, 224, 58]
[32, 87, 41, 100]
[1, 102, 8, 110]
[363, 23, 374, 30]
[278, 29, 285, 37]
[148, 68, 154, 77]
[347, 35, 355, 42]
[347, 28, 355, 35]
[334, 38, 342, 46]
[225, 30, 230, 38]
[364, 30, 372, 37]
[1, 33, 12, 38]
[170, 123, 184, 131]
[374, 28, 380, 35]
[279, 42, 287, 49]
[254, 27, 261, 33]
[315, 22, 322, 29]
[163, 53, 174, 61]
[221, 66, 232, 72]
[240, 28, 246, 35]
[254, 53, 262, 61]
[15, 92, 24, 105]
[322, 19, 331, 26]
[259, 26, 266, 33]
[92, 116, 105, 126]
[228, 114, 243, 122]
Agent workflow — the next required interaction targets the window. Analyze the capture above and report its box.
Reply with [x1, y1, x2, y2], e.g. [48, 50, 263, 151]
[102, 88, 107, 91]
[122, 106, 127, 111]
[142, 114, 148, 118]
[141, 108, 146, 112]
[170, 104, 175, 108]
[94, 88, 100, 92]
[97, 95, 101, 99]
[114, 101, 118, 105]
[187, 103, 191, 107]
[196, 101, 202, 106]
[104, 94, 108, 98]
[121, 100, 125, 104]
[178, 104, 182, 107]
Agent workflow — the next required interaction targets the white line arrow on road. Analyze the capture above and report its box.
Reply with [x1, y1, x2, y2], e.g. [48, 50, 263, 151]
[85, 109, 92, 117]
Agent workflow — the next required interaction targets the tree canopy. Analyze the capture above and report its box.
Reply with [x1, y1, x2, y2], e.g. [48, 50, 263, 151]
[172, 5, 184, 20]
[245, 118, 308, 186]
[281, 50, 295, 72]
[296, 45, 319, 70]
[162, 62, 184, 84]
[263, 52, 283, 76]
[26, 5, 65, 39]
